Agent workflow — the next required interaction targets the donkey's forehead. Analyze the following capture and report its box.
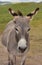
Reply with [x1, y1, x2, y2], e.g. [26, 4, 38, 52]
[14, 16, 29, 21]
[13, 16, 29, 27]
[14, 16, 29, 24]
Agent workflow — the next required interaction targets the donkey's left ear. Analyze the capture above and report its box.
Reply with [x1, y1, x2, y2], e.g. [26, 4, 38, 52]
[8, 8, 18, 16]
[27, 8, 39, 19]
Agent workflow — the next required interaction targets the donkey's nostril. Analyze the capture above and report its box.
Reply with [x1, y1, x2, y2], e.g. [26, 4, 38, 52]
[19, 47, 27, 53]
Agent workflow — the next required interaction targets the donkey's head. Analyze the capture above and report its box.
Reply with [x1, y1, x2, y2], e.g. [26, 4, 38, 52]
[8, 8, 39, 53]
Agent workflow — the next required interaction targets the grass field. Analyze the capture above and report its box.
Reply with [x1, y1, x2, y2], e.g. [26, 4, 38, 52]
[0, 2, 42, 65]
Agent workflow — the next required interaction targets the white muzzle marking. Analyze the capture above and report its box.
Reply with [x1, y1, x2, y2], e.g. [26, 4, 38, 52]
[18, 38, 27, 49]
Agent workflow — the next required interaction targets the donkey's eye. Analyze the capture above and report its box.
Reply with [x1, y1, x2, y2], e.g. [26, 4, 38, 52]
[15, 28, 18, 31]
[15, 28, 19, 34]
[27, 28, 30, 32]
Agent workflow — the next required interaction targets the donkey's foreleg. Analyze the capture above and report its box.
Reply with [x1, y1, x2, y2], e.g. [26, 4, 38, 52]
[8, 58, 13, 65]
[21, 55, 27, 65]
[8, 56, 13, 65]
[8, 53, 13, 65]
[8, 56, 11, 65]
[21, 58, 25, 65]
[13, 55, 16, 65]
[21, 50, 28, 65]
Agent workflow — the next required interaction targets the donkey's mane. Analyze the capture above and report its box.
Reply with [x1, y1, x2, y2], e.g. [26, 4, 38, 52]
[17, 10, 23, 16]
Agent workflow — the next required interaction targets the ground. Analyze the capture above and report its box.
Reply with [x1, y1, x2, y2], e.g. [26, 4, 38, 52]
[0, 35, 42, 65]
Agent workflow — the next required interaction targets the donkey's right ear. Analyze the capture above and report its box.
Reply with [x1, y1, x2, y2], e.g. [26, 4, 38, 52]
[8, 8, 18, 16]
[27, 8, 39, 20]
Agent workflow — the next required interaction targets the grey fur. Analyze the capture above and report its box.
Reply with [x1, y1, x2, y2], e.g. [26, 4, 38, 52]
[2, 8, 39, 65]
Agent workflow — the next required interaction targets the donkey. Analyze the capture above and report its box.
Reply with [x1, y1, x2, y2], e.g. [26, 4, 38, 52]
[2, 8, 39, 65]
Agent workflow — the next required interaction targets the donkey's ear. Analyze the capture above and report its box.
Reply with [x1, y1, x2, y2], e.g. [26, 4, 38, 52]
[27, 8, 39, 19]
[8, 8, 18, 16]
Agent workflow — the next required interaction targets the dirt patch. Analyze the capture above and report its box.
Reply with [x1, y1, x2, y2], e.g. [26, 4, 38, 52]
[0, 35, 42, 65]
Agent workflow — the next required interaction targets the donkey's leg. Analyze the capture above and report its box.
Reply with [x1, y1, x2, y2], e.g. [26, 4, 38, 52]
[13, 55, 16, 65]
[8, 55, 11, 65]
[8, 58, 13, 65]
[8, 55, 16, 65]
[8, 54, 16, 65]
[8, 50, 10, 65]
[21, 54, 27, 65]
[21, 59, 25, 65]
[7, 47, 13, 65]
[8, 52, 13, 65]
[21, 56, 26, 65]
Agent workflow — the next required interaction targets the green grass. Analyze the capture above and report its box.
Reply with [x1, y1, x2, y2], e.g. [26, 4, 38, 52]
[0, 3, 42, 33]
[0, 2, 42, 55]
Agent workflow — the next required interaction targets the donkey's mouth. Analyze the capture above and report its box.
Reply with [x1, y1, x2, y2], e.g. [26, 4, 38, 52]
[19, 47, 27, 53]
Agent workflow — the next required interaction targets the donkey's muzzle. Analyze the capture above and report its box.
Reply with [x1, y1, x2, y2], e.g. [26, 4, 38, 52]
[19, 47, 27, 53]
